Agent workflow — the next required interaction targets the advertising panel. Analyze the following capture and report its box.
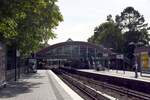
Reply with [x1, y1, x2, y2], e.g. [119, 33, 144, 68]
[140, 52, 150, 73]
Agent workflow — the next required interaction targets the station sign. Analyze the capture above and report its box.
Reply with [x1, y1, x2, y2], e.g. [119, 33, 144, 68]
[116, 54, 124, 59]
[16, 50, 20, 57]
[103, 53, 108, 57]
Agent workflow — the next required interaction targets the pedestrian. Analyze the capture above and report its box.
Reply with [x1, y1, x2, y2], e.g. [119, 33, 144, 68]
[134, 62, 138, 78]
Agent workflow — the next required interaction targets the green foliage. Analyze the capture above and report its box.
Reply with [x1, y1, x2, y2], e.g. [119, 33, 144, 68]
[115, 7, 150, 59]
[88, 6, 150, 57]
[0, 0, 63, 56]
[88, 16, 123, 53]
[116, 7, 149, 44]
[116, 7, 147, 32]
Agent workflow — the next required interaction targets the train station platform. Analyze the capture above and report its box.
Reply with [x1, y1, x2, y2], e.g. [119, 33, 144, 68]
[68, 68, 150, 94]
[78, 69, 150, 83]
[0, 70, 83, 100]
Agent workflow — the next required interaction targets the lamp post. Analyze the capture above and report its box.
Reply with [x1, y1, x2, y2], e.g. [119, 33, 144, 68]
[116, 54, 124, 73]
[16, 50, 20, 79]
[129, 42, 143, 78]
[14, 50, 20, 81]
[104, 47, 114, 71]
[104, 48, 111, 71]
[103, 53, 108, 70]
[108, 48, 114, 71]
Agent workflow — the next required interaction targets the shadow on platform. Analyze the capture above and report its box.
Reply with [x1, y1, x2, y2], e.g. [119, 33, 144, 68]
[22, 73, 45, 79]
[0, 73, 44, 98]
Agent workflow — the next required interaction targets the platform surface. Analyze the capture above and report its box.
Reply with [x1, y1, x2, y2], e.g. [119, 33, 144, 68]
[0, 70, 83, 100]
[78, 69, 150, 83]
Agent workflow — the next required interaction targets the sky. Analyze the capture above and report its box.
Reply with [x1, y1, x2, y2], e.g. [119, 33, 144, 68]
[48, 0, 150, 45]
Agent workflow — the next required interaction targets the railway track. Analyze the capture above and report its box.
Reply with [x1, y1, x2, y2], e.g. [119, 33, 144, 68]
[60, 75, 99, 100]
[60, 72, 115, 100]
[53, 69, 150, 100]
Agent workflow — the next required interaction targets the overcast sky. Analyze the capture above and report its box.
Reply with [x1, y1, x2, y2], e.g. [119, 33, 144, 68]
[48, 0, 150, 45]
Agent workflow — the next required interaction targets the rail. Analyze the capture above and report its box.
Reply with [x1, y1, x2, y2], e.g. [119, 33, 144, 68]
[61, 72, 115, 100]
[55, 69, 150, 100]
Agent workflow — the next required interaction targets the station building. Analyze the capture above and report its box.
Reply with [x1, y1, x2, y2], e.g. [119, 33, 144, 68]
[36, 39, 112, 69]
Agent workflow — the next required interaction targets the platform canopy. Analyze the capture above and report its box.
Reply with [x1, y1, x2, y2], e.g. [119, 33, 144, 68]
[36, 41, 112, 61]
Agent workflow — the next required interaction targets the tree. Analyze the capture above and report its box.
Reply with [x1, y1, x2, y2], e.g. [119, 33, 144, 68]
[115, 6, 150, 59]
[0, 0, 63, 56]
[116, 6, 150, 44]
[88, 15, 123, 52]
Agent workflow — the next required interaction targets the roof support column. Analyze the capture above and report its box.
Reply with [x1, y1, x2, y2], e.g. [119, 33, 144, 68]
[86, 46, 88, 60]
[95, 48, 97, 58]
[78, 45, 80, 58]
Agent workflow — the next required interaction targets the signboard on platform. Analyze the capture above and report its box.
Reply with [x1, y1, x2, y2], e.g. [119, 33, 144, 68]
[103, 53, 108, 57]
[29, 58, 37, 65]
[116, 54, 124, 59]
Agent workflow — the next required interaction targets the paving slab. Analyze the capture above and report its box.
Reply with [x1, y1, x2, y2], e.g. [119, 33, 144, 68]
[79, 69, 150, 83]
[0, 70, 83, 100]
